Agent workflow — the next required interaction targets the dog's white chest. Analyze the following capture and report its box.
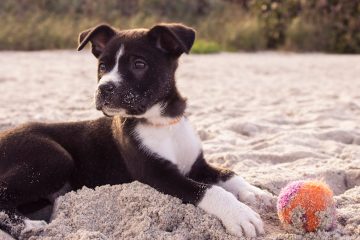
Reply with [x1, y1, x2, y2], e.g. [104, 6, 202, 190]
[135, 118, 201, 175]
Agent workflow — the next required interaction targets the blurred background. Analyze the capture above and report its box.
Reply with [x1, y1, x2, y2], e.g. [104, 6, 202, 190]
[0, 0, 359, 54]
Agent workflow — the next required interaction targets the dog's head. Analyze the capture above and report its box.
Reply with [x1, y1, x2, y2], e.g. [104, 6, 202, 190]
[78, 23, 195, 119]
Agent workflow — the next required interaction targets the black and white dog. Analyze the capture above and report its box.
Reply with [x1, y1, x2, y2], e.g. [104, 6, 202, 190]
[0, 23, 273, 239]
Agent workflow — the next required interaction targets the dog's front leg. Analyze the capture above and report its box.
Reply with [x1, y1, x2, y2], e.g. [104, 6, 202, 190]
[126, 157, 264, 237]
[218, 175, 275, 211]
[188, 153, 275, 211]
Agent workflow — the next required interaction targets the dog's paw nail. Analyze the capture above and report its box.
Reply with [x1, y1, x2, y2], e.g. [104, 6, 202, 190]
[220, 200, 264, 237]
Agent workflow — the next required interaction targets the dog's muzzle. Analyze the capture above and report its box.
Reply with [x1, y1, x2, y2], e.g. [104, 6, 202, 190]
[96, 82, 116, 110]
[95, 83, 149, 116]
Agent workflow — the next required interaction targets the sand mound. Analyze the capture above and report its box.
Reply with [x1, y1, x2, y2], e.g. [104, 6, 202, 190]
[22, 183, 359, 240]
[26, 182, 236, 240]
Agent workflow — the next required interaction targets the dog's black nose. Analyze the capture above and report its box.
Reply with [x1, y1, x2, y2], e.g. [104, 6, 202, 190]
[98, 82, 115, 97]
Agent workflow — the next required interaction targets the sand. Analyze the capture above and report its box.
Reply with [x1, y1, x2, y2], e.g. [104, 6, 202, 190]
[0, 51, 359, 239]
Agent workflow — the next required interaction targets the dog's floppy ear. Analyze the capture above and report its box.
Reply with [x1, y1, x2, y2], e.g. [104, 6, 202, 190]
[77, 24, 117, 58]
[148, 23, 196, 56]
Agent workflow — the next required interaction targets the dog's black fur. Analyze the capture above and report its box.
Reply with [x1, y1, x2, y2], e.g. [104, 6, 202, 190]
[0, 23, 237, 239]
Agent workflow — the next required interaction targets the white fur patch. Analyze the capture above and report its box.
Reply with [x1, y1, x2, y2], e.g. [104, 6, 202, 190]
[134, 104, 182, 125]
[198, 186, 264, 238]
[135, 115, 202, 175]
[138, 104, 164, 120]
[98, 45, 124, 87]
[0, 230, 14, 240]
[22, 219, 47, 233]
[219, 176, 251, 195]
[219, 176, 275, 210]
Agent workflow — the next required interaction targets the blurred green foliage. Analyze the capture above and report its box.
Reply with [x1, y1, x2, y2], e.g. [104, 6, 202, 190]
[191, 39, 221, 54]
[0, 0, 359, 53]
[252, 0, 360, 53]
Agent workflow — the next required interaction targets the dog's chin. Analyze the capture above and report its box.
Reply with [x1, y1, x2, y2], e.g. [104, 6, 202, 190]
[100, 106, 145, 118]
[99, 106, 125, 117]
[102, 111, 114, 118]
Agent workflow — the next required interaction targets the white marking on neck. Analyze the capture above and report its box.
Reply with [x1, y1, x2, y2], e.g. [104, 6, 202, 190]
[135, 115, 202, 175]
[98, 44, 124, 87]
[136, 104, 180, 125]
[108, 103, 181, 126]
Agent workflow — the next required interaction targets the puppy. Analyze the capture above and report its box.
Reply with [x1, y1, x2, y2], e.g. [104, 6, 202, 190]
[0, 23, 273, 239]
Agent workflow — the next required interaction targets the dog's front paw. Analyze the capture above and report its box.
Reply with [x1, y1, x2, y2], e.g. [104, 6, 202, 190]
[240, 184, 275, 211]
[198, 186, 264, 237]
[20, 219, 47, 239]
[221, 176, 276, 211]
[222, 200, 264, 237]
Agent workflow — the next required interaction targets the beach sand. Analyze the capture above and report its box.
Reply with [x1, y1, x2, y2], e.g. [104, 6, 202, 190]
[0, 51, 359, 239]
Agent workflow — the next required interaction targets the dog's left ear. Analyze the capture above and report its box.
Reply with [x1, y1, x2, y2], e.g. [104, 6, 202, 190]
[77, 24, 117, 58]
[148, 23, 196, 56]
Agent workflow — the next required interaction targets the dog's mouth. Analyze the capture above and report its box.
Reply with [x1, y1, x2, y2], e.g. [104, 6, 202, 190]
[95, 94, 120, 117]
[102, 107, 124, 117]
[96, 101, 125, 116]
[98, 102, 148, 118]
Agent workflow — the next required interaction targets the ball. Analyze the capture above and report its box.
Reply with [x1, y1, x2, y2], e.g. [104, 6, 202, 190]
[277, 180, 336, 233]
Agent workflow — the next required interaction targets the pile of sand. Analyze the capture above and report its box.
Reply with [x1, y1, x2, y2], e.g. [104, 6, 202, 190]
[0, 51, 359, 239]
[26, 182, 236, 240]
[22, 182, 359, 240]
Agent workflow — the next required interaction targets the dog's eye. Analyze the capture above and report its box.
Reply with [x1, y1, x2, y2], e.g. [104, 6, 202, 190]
[134, 60, 146, 70]
[99, 63, 106, 73]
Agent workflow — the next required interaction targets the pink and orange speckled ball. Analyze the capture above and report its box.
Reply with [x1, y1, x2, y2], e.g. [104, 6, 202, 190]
[277, 180, 336, 233]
